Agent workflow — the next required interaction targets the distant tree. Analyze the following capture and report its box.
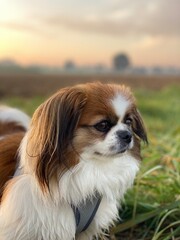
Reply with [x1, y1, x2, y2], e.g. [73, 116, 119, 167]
[0, 59, 18, 67]
[113, 53, 130, 71]
[64, 60, 76, 70]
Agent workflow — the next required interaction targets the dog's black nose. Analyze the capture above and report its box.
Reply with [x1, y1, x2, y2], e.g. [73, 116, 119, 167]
[117, 130, 132, 144]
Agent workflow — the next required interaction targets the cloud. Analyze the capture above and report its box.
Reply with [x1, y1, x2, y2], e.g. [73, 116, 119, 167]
[0, 21, 46, 36]
[0, 22, 32, 31]
[43, 0, 180, 38]
[134, 36, 163, 49]
[1, 0, 179, 39]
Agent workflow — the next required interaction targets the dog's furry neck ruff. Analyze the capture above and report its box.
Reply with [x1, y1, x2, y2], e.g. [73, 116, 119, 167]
[14, 165, 102, 234]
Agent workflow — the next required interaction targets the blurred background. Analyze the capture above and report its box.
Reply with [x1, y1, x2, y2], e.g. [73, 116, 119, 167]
[0, 0, 180, 239]
[0, 0, 180, 96]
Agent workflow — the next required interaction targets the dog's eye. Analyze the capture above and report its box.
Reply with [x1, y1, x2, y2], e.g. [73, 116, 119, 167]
[125, 117, 133, 125]
[94, 120, 112, 133]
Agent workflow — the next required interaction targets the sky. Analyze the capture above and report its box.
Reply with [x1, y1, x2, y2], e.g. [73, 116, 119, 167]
[0, 0, 180, 67]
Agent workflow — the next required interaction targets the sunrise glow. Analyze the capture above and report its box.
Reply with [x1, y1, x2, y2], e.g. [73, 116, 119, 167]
[0, 0, 180, 67]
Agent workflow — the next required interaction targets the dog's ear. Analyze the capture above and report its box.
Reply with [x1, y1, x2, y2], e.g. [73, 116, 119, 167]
[132, 108, 148, 144]
[28, 87, 87, 190]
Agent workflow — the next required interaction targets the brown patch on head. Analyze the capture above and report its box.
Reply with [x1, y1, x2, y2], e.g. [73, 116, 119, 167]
[79, 82, 135, 126]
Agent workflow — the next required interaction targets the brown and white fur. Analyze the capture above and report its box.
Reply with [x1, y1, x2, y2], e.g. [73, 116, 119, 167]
[0, 106, 30, 199]
[0, 83, 147, 240]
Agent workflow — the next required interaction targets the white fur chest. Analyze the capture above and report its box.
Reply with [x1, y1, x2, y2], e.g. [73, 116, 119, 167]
[0, 153, 139, 240]
[59, 153, 139, 239]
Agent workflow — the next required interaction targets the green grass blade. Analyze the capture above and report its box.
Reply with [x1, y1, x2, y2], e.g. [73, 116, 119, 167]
[112, 201, 180, 234]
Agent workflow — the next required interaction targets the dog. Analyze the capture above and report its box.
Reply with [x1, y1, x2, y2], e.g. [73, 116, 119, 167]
[0, 82, 147, 240]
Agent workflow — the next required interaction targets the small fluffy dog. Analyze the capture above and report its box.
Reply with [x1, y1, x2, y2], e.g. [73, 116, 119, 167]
[0, 83, 147, 240]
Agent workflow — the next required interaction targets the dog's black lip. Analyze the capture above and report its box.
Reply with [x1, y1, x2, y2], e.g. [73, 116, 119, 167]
[95, 148, 127, 156]
[118, 149, 127, 154]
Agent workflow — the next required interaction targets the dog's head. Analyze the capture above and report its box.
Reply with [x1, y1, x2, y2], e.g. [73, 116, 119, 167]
[25, 82, 147, 190]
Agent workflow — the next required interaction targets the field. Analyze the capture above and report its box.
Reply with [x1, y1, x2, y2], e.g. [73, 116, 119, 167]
[0, 74, 180, 239]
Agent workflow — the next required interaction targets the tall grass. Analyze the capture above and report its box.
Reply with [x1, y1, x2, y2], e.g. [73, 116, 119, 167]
[111, 86, 180, 239]
[1, 85, 180, 240]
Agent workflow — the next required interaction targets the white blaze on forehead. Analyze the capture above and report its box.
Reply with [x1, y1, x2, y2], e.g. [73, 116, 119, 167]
[111, 93, 130, 118]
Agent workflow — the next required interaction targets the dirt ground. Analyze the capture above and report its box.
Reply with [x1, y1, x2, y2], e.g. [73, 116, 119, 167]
[0, 73, 180, 98]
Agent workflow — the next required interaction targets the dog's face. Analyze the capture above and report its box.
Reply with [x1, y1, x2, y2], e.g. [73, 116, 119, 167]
[74, 84, 147, 160]
[26, 83, 147, 189]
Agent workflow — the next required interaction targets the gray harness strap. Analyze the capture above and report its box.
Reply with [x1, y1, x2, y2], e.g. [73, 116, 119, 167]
[13, 165, 23, 177]
[13, 165, 102, 234]
[72, 193, 102, 234]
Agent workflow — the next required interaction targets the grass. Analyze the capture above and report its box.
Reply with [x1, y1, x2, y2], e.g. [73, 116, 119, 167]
[112, 86, 180, 239]
[1, 85, 180, 240]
